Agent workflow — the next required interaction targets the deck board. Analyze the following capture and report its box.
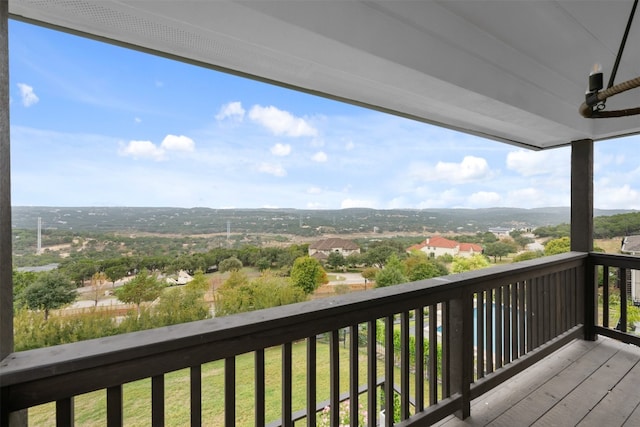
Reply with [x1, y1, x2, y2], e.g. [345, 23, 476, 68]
[436, 337, 640, 427]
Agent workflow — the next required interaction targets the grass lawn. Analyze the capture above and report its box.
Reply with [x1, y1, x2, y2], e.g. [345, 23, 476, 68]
[27, 338, 426, 426]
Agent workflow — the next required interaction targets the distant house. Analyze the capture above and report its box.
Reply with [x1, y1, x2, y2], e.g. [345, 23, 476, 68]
[308, 238, 360, 261]
[620, 236, 640, 305]
[165, 270, 193, 286]
[488, 227, 513, 237]
[407, 236, 483, 258]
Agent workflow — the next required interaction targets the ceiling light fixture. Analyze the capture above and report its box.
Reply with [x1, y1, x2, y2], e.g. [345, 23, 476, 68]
[580, 0, 640, 118]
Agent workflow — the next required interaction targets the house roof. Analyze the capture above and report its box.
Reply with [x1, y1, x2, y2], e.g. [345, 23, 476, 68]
[9, 1, 640, 150]
[309, 238, 359, 251]
[459, 243, 483, 253]
[621, 235, 640, 253]
[425, 236, 459, 249]
[410, 236, 482, 253]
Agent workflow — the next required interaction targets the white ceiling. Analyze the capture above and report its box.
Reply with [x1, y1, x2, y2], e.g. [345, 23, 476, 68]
[9, 0, 640, 150]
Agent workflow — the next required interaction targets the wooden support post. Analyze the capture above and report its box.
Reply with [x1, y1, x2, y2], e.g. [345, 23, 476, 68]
[0, 3, 26, 426]
[571, 140, 596, 341]
[449, 294, 472, 419]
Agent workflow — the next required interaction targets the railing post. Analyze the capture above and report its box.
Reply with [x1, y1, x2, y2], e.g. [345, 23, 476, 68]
[583, 256, 597, 341]
[449, 293, 472, 419]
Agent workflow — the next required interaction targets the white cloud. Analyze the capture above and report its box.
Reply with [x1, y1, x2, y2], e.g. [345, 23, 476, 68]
[271, 143, 291, 156]
[312, 151, 328, 162]
[468, 191, 501, 207]
[307, 186, 323, 194]
[118, 140, 165, 161]
[216, 101, 245, 121]
[161, 134, 195, 152]
[595, 182, 640, 209]
[249, 105, 318, 137]
[17, 83, 39, 107]
[410, 156, 492, 183]
[118, 134, 194, 161]
[134, 117, 142, 123]
[506, 148, 569, 177]
[341, 198, 377, 209]
[258, 163, 287, 177]
[345, 140, 355, 150]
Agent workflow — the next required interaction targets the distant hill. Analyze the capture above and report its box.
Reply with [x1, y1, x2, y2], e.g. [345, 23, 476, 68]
[11, 206, 635, 237]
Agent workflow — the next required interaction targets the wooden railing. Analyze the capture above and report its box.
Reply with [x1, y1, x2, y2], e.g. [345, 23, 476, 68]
[590, 252, 640, 347]
[1, 252, 589, 426]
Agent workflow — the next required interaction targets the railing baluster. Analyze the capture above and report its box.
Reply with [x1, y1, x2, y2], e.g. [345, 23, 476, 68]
[543, 275, 550, 342]
[476, 292, 485, 379]
[350, 324, 359, 427]
[619, 268, 628, 332]
[495, 288, 502, 369]
[190, 365, 201, 427]
[603, 265, 610, 327]
[550, 273, 557, 338]
[429, 305, 438, 404]
[152, 374, 164, 426]
[106, 385, 122, 427]
[384, 315, 394, 427]
[485, 289, 493, 374]
[282, 343, 292, 427]
[536, 276, 544, 347]
[400, 311, 410, 420]
[518, 281, 526, 357]
[415, 307, 424, 412]
[306, 339, 316, 427]
[526, 278, 533, 353]
[511, 282, 518, 360]
[256, 349, 266, 427]
[442, 302, 450, 397]
[225, 357, 236, 427]
[503, 284, 510, 364]
[367, 320, 377, 427]
[330, 330, 340, 427]
[56, 397, 74, 427]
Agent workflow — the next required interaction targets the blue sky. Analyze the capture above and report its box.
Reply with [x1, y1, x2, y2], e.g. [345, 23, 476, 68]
[8, 20, 640, 210]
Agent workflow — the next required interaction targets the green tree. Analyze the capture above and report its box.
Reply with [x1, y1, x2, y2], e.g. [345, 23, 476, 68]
[326, 251, 346, 270]
[290, 256, 328, 294]
[365, 245, 400, 268]
[186, 269, 210, 293]
[215, 271, 306, 316]
[512, 250, 544, 262]
[154, 286, 210, 325]
[22, 271, 77, 320]
[105, 265, 128, 288]
[219, 256, 243, 273]
[404, 254, 448, 281]
[544, 236, 571, 256]
[223, 270, 250, 289]
[90, 271, 108, 306]
[451, 254, 490, 273]
[345, 252, 363, 268]
[484, 241, 515, 263]
[375, 254, 408, 287]
[361, 267, 379, 288]
[12, 270, 38, 309]
[115, 269, 165, 316]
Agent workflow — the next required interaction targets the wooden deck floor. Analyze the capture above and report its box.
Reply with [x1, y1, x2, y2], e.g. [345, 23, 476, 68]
[436, 336, 640, 427]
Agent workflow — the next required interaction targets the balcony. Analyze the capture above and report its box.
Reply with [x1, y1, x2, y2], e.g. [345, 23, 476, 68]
[2, 251, 639, 426]
[3, 1, 640, 426]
